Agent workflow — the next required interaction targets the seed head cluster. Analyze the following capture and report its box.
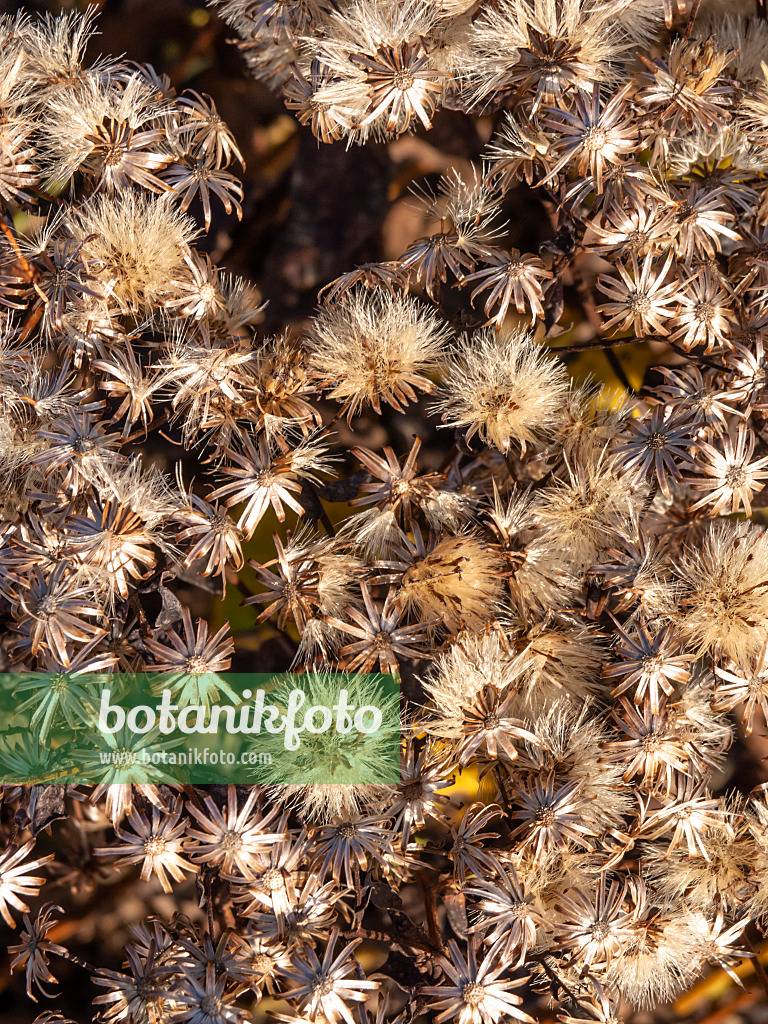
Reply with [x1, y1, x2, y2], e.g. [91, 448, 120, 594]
[4, 3, 768, 1024]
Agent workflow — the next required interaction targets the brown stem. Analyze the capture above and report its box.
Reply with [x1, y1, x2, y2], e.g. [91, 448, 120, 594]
[51, 946, 97, 974]
[503, 450, 518, 483]
[300, 479, 337, 538]
[201, 867, 216, 939]
[416, 869, 443, 950]
[665, 340, 730, 374]
[0, 213, 36, 283]
[604, 348, 634, 394]
[745, 935, 768, 1000]
[684, 0, 703, 37]
[128, 592, 152, 638]
[317, 498, 336, 538]
[234, 577, 254, 601]
[353, 859, 362, 910]
[570, 263, 634, 392]
[529, 953, 584, 1010]
[494, 762, 515, 815]
[125, 408, 170, 446]
[548, 336, 638, 354]
[639, 480, 660, 524]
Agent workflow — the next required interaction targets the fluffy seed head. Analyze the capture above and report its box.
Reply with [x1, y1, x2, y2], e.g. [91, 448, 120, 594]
[433, 327, 569, 454]
[678, 521, 768, 661]
[398, 533, 506, 632]
[307, 289, 449, 419]
[65, 192, 197, 314]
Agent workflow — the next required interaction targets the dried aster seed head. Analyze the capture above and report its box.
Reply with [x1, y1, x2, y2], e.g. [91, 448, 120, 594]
[678, 520, 768, 661]
[394, 530, 507, 633]
[423, 628, 527, 729]
[535, 449, 646, 571]
[305, 0, 446, 141]
[434, 326, 569, 454]
[307, 288, 449, 419]
[65, 191, 198, 314]
[37, 73, 170, 192]
[604, 900, 700, 1008]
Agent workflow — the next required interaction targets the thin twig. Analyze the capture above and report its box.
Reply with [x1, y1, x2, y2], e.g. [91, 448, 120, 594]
[744, 935, 768, 1001]
[201, 867, 216, 940]
[50, 946, 98, 974]
[604, 348, 634, 394]
[503, 451, 518, 482]
[416, 869, 443, 950]
[639, 480, 660, 524]
[547, 336, 637, 355]
[684, 0, 703, 38]
[570, 263, 635, 393]
[125, 409, 170, 446]
[0, 213, 36, 283]
[665, 340, 730, 374]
